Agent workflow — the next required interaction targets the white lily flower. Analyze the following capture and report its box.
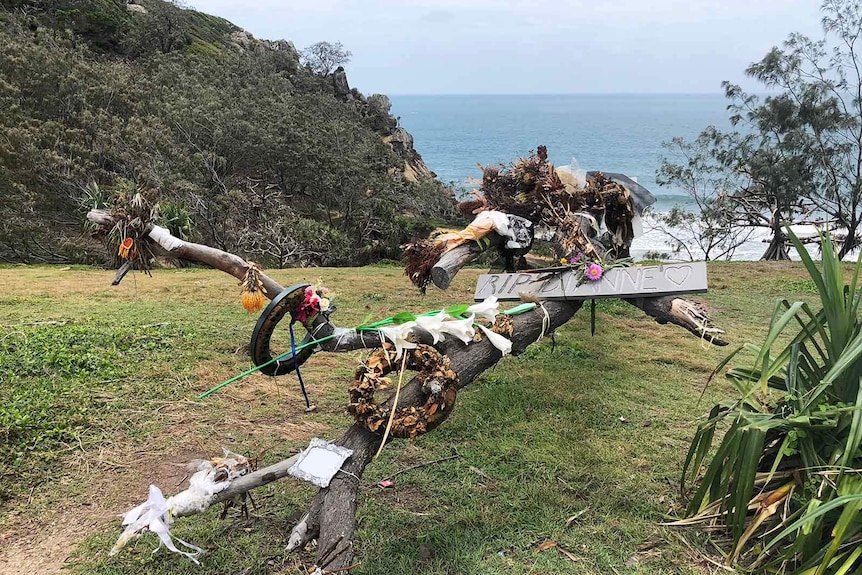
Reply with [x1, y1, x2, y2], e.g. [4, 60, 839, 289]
[438, 313, 476, 344]
[477, 324, 512, 356]
[415, 311, 450, 343]
[378, 323, 418, 359]
[467, 296, 500, 323]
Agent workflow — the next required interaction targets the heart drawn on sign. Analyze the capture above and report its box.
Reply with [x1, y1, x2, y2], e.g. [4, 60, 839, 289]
[664, 265, 692, 286]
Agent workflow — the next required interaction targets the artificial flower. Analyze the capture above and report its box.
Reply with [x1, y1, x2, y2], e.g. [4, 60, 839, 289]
[378, 323, 418, 359]
[118, 237, 136, 260]
[112, 449, 250, 563]
[319, 297, 331, 312]
[111, 484, 204, 563]
[241, 289, 266, 313]
[438, 314, 475, 344]
[467, 296, 500, 323]
[477, 324, 512, 356]
[295, 286, 322, 323]
[585, 263, 603, 281]
[415, 311, 450, 343]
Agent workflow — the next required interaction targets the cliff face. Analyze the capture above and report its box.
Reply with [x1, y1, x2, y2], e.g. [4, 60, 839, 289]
[204, 25, 435, 183]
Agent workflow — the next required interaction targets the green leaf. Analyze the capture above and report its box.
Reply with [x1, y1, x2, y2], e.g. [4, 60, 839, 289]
[840, 384, 862, 471]
[765, 493, 862, 550]
[391, 312, 417, 325]
[444, 303, 470, 318]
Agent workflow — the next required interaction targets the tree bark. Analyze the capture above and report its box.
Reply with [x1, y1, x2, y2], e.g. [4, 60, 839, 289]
[761, 213, 790, 261]
[87, 209, 285, 296]
[289, 296, 725, 570]
[431, 234, 503, 290]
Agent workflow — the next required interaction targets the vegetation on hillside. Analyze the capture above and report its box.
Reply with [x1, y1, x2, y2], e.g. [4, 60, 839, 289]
[0, 0, 456, 267]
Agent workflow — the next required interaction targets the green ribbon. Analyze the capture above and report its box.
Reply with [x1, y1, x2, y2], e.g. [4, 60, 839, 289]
[198, 301, 538, 399]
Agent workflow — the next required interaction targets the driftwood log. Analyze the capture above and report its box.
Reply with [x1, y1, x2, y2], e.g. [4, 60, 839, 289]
[86, 209, 726, 570]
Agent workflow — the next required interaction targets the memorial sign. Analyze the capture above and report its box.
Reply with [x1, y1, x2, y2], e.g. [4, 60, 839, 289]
[474, 262, 708, 301]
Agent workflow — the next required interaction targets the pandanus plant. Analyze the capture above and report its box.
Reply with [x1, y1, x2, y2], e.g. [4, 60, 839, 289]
[679, 230, 862, 574]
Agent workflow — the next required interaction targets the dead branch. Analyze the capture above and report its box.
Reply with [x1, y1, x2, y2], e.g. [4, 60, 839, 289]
[87, 209, 284, 296]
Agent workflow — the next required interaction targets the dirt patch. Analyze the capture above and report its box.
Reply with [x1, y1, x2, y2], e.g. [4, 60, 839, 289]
[0, 449, 197, 575]
[0, 381, 337, 575]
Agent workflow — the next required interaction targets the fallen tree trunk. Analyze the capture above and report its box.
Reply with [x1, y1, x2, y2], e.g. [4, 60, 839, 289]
[86, 210, 726, 570]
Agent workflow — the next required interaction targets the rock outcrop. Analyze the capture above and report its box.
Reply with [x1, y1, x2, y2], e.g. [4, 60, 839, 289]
[331, 66, 350, 99]
[385, 127, 436, 182]
[126, 1, 147, 14]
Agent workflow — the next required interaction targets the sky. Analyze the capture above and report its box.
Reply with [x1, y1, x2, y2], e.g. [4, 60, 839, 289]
[189, 0, 825, 95]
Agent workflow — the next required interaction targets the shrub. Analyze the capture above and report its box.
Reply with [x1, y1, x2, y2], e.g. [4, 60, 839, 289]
[679, 230, 862, 573]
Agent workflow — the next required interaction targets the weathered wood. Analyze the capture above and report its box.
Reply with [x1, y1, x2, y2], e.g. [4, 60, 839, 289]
[625, 296, 727, 345]
[87, 210, 285, 297]
[111, 261, 134, 285]
[287, 294, 729, 570]
[474, 263, 709, 301]
[430, 233, 504, 290]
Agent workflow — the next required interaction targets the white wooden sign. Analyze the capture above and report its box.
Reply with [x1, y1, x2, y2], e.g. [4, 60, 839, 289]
[474, 262, 708, 301]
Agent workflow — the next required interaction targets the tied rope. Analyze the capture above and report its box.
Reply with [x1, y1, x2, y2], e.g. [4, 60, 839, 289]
[289, 321, 312, 409]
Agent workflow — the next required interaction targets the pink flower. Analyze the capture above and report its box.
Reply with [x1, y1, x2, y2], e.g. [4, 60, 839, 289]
[295, 287, 322, 323]
[569, 253, 583, 264]
[585, 263, 603, 281]
[306, 289, 321, 306]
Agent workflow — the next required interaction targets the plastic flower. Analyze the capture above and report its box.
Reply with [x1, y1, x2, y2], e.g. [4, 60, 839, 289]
[241, 289, 266, 313]
[378, 323, 418, 359]
[467, 296, 499, 323]
[295, 286, 322, 323]
[477, 324, 512, 356]
[415, 311, 450, 343]
[111, 484, 203, 563]
[438, 314, 476, 344]
[118, 237, 136, 260]
[585, 262, 603, 281]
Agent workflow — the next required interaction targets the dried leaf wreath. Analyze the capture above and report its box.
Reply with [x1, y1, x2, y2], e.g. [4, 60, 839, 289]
[348, 344, 459, 439]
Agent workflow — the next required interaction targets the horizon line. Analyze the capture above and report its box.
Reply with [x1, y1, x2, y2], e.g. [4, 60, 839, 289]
[387, 92, 727, 96]
[383, 91, 781, 97]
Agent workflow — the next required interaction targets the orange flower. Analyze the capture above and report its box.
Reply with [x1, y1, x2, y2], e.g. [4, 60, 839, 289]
[241, 289, 266, 313]
[118, 237, 136, 260]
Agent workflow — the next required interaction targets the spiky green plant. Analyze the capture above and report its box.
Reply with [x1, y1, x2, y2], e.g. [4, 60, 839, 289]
[678, 229, 862, 574]
[159, 201, 192, 241]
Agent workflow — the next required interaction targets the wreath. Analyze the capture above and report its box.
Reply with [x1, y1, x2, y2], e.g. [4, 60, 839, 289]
[348, 344, 459, 439]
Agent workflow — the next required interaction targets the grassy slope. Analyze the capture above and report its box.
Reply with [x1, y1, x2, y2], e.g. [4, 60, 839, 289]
[0, 262, 820, 574]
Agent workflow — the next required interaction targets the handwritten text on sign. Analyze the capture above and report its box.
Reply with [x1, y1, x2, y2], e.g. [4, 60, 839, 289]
[474, 263, 708, 301]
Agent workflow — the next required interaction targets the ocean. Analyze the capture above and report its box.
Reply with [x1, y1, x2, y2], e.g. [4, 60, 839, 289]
[389, 94, 778, 260]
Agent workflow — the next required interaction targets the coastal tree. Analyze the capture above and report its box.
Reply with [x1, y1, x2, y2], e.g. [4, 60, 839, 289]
[655, 132, 754, 261]
[301, 40, 352, 76]
[659, 0, 862, 260]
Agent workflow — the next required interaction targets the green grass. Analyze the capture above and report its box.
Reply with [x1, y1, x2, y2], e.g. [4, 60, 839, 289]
[0, 262, 823, 574]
